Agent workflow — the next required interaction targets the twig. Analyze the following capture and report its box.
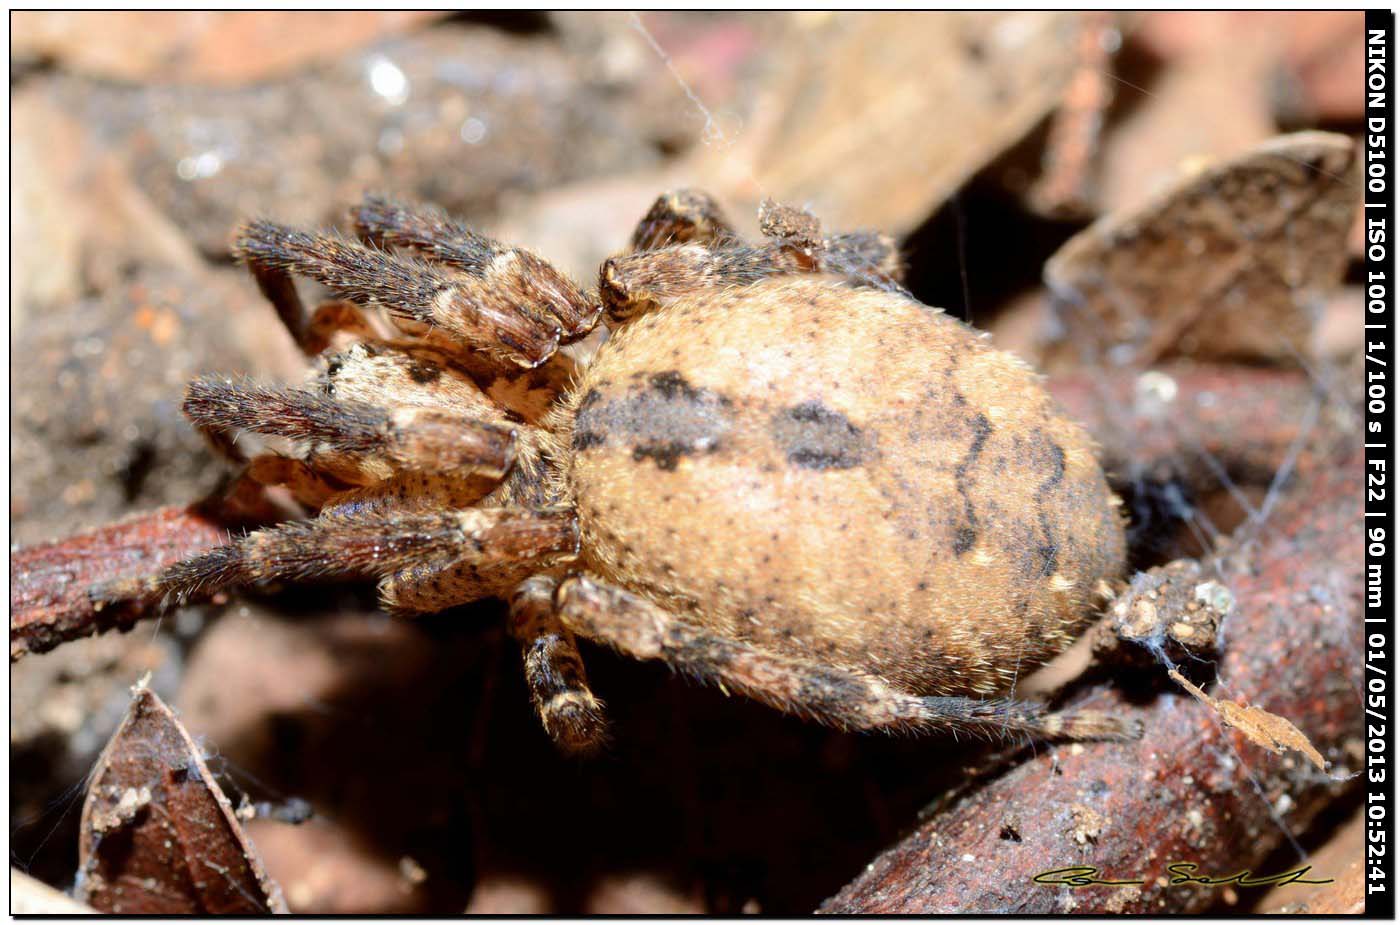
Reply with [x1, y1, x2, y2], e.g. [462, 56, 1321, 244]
[10, 488, 279, 660]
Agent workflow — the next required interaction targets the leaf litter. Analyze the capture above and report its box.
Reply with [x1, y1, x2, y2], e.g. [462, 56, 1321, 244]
[76, 675, 287, 914]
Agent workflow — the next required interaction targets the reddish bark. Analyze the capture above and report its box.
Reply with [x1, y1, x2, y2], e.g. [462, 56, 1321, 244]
[1048, 364, 1326, 479]
[9, 495, 276, 661]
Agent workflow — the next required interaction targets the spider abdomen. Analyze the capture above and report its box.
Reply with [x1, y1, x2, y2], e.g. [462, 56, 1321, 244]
[562, 276, 1125, 697]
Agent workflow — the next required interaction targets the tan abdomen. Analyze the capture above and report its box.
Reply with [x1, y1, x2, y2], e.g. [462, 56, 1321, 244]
[560, 277, 1125, 696]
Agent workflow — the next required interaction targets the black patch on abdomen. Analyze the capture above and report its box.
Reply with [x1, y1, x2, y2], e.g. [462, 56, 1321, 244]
[572, 372, 730, 469]
[1031, 431, 1066, 577]
[771, 400, 871, 470]
[951, 413, 992, 555]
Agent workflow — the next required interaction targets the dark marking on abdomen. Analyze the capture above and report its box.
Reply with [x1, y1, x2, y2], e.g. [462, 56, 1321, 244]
[1040, 436, 1066, 490]
[951, 413, 992, 554]
[771, 400, 871, 470]
[571, 371, 731, 469]
[1031, 430, 1066, 577]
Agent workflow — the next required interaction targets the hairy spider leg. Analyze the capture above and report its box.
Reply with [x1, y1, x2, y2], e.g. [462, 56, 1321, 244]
[506, 575, 609, 754]
[208, 335, 535, 508]
[601, 193, 907, 325]
[233, 220, 563, 368]
[599, 243, 797, 325]
[374, 508, 579, 615]
[183, 376, 517, 481]
[307, 339, 508, 422]
[98, 507, 578, 613]
[819, 230, 906, 289]
[629, 188, 739, 252]
[240, 241, 314, 352]
[350, 194, 601, 343]
[556, 574, 1139, 742]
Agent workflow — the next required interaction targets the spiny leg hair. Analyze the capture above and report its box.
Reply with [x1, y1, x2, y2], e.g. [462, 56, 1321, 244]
[233, 219, 561, 367]
[556, 575, 1140, 742]
[375, 508, 580, 614]
[95, 507, 579, 609]
[184, 376, 516, 478]
[822, 230, 907, 288]
[508, 575, 609, 754]
[351, 194, 601, 341]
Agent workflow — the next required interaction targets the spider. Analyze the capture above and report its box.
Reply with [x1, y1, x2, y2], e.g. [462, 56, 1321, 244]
[102, 189, 1133, 754]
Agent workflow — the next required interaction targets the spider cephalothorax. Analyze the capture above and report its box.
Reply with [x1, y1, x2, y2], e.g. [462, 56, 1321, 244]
[112, 191, 1130, 753]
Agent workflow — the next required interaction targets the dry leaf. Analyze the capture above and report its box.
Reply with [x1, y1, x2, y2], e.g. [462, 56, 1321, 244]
[494, 13, 1091, 278]
[1169, 669, 1328, 771]
[697, 12, 1087, 235]
[1045, 131, 1359, 367]
[76, 682, 288, 913]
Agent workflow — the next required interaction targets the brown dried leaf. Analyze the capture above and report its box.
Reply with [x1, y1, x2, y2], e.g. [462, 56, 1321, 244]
[494, 13, 1087, 277]
[76, 681, 288, 914]
[1045, 131, 1359, 367]
[700, 12, 1086, 235]
[1169, 670, 1329, 771]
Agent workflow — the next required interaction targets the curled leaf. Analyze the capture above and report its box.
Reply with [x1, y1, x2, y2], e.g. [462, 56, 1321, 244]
[77, 682, 288, 914]
[1046, 131, 1359, 366]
